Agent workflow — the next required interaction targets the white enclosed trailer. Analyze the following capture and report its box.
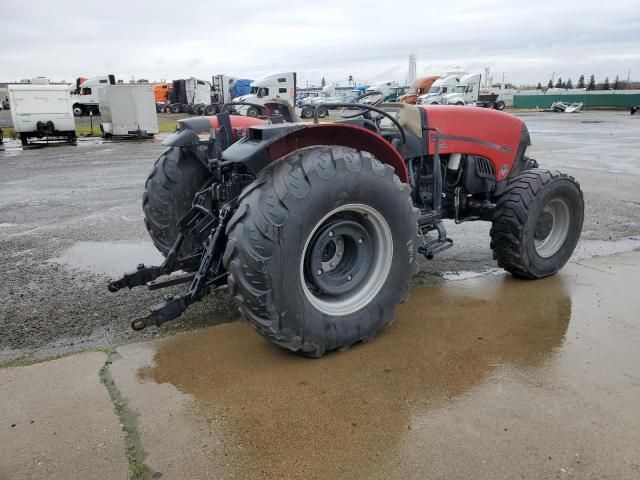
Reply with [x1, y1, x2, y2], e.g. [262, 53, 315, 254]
[8, 84, 76, 146]
[98, 84, 158, 138]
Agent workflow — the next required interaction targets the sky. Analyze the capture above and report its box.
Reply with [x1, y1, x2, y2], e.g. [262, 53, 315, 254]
[1, 0, 639, 87]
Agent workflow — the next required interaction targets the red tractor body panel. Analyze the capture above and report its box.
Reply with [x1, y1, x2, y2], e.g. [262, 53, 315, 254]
[207, 115, 264, 135]
[421, 106, 526, 180]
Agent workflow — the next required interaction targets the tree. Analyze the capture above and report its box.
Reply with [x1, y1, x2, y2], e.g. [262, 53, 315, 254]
[547, 79, 554, 89]
[537, 82, 543, 90]
[577, 75, 585, 89]
[587, 75, 596, 91]
[321, 77, 326, 87]
[602, 77, 610, 90]
[613, 75, 620, 90]
[566, 78, 573, 89]
[555, 77, 563, 88]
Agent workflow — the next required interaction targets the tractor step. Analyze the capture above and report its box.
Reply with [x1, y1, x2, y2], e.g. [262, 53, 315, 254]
[418, 220, 453, 259]
[419, 238, 454, 259]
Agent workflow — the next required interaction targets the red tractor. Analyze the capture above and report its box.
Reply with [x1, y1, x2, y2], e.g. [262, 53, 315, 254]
[109, 93, 584, 357]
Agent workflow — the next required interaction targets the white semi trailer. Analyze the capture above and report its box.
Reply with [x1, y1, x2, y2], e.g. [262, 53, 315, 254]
[98, 84, 158, 138]
[168, 77, 213, 114]
[442, 73, 506, 110]
[8, 84, 76, 146]
[417, 74, 463, 105]
[232, 72, 297, 117]
[71, 75, 116, 116]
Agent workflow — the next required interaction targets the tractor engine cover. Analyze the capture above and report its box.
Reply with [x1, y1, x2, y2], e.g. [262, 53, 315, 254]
[422, 105, 529, 182]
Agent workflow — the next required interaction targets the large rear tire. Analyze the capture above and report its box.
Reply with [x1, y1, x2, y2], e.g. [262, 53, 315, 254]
[143, 148, 210, 256]
[490, 169, 584, 279]
[223, 146, 420, 357]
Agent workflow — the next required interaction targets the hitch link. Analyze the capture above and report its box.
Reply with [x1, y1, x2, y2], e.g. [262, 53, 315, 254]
[131, 206, 232, 331]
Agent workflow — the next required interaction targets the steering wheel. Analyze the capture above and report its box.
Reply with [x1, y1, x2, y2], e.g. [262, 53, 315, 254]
[339, 91, 385, 119]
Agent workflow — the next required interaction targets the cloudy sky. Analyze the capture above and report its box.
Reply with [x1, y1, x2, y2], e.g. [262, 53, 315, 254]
[2, 0, 639, 87]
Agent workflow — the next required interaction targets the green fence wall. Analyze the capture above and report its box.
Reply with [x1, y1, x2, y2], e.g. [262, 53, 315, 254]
[513, 93, 640, 109]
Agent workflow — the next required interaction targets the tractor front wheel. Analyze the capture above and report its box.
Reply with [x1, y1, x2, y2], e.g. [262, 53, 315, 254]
[223, 146, 420, 357]
[490, 169, 584, 278]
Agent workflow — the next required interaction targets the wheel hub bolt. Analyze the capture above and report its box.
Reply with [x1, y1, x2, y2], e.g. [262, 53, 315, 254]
[328, 231, 334, 238]
[358, 238, 363, 244]
[317, 269, 323, 275]
[347, 275, 352, 281]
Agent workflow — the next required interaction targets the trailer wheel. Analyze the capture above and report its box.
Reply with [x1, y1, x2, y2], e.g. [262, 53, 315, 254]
[246, 106, 260, 117]
[223, 146, 420, 357]
[205, 104, 219, 115]
[143, 147, 210, 257]
[490, 169, 584, 279]
[485, 101, 495, 109]
[317, 106, 328, 118]
[73, 104, 84, 116]
[19, 133, 29, 146]
[169, 103, 182, 114]
[496, 100, 506, 110]
[300, 106, 313, 118]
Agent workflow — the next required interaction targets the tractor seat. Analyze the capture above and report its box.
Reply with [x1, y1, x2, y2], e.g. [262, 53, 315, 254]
[263, 100, 302, 123]
[379, 103, 423, 138]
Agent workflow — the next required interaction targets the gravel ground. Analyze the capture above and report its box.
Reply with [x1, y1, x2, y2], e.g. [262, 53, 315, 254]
[1, 110, 639, 363]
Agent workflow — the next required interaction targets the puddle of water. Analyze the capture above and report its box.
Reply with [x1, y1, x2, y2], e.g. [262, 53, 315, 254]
[49, 241, 164, 277]
[442, 267, 503, 281]
[144, 273, 574, 478]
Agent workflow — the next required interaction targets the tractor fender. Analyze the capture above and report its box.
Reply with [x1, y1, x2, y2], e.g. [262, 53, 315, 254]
[162, 115, 264, 147]
[223, 123, 408, 183]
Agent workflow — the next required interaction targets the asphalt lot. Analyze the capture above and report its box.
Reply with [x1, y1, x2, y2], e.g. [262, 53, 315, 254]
[1, 110, 639, 363]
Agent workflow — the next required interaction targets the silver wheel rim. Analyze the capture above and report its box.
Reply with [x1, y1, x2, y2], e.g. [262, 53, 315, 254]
[534, 198, 571, 258]
[300, 203, 393, 316]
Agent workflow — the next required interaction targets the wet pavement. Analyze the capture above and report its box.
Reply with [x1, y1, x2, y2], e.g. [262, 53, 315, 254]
[0, 110, 639, 362]
[2, 251, 639, 479]
[111, 252, 640, 479]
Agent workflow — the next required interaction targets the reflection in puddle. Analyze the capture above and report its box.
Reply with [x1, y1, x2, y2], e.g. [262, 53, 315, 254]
[146, 274, 571, 478]
[49, 241, 163, 277]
